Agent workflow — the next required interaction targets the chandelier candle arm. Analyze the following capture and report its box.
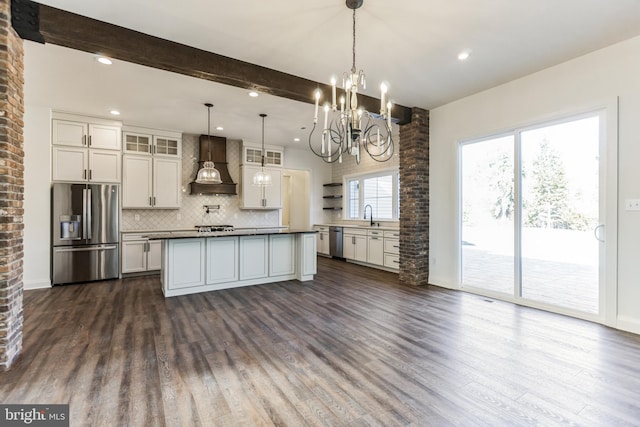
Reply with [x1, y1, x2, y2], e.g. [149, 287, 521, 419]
[331, 77, 337, 110]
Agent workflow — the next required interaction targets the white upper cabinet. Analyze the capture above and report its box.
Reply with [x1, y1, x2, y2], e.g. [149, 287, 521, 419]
[242, 145, 283, 167]
[153, 157, 181, 208]
[122, 155, 152, 208]
[240, 165, 282, 209]
[52, 120, 88, 147]
[89, 124, 122, 150]
[123, 127, 181, 158]
[52, 118, 121, 151]
[51, 114, 122, 183]
[121, 126, 182, 209]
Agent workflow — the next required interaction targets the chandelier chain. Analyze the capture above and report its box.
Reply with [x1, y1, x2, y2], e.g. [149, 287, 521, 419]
[352, 9, 357, 73]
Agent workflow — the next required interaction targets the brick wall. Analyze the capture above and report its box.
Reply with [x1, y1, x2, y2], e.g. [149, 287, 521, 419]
[0, 0, 25, 370]
[399, 108, 429, 286]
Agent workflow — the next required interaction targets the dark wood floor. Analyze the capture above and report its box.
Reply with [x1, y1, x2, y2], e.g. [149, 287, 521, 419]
[2, 257, 640, 426]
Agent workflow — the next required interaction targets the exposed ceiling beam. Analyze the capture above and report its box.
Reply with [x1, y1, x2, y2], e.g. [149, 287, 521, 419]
[12, 0, 413, 125]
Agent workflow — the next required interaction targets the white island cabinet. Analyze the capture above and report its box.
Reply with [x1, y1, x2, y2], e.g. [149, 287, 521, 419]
[159, 230, 317, 297]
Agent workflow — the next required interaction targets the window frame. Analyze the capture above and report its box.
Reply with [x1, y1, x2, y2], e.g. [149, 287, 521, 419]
[344, 168, 400, 222]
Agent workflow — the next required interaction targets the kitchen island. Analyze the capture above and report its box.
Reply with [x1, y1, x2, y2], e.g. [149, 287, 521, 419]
[148, 229, 317, 297]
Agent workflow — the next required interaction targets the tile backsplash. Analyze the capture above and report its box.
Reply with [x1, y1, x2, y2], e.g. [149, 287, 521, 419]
[121, 134, 280, 231]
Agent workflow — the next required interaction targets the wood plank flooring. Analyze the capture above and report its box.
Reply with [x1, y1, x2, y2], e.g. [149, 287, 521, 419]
[2, 257, 640, 426]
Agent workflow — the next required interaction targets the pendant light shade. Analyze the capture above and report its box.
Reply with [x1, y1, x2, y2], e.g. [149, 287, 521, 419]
[195, 103, 222, 184]
[253, 114, 272, 187]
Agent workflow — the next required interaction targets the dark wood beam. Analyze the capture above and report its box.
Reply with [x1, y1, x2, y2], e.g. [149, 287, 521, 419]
[14, 1, 412, 125]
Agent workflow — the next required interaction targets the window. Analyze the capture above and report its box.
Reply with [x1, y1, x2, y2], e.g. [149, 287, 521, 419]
[346, 169, 399, 220]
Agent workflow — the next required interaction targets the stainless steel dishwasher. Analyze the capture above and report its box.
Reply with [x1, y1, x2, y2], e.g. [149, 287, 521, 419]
[329, 226, 343, 258]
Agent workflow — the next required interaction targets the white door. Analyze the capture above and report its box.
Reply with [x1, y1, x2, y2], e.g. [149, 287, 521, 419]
[269, 235, 295, 276]
[239, 235, 268, 280]
[52, 120, 87, 147]
[282, 175, 291, 227]
[153, 158, 181, 208]
[264, 168, 283, 208]
[367, 236, 384, 266]
[241, 165, 264, 208]
[88, 124, 121, 150]
[122, 155, 152, 208]
[147, 240, 162, 271]
[89, 149, 121, 183]
[460, 111, 608, 317]
[206, 237, 239, 284]
[122, 240, 147, 273]
[52, 146, 88, 182]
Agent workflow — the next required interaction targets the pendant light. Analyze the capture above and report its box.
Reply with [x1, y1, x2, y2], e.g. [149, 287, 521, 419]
[253, 113, 272, 186]
[195, 103, 222, 184]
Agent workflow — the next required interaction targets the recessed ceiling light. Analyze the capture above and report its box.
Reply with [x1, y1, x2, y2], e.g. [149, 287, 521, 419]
[293, 138, 301, 142]
[458, 50, 471, 61]
[110, 110, 120, 115]
[97, 56, 113, 65]
[216, 126, 224, 131]
[248, 91, 259, 97]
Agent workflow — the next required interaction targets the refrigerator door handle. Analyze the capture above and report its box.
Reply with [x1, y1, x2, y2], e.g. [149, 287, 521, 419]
[86, 188, 93, 240]
[55, 245, 118, 253]
[82, 188, 88, 239]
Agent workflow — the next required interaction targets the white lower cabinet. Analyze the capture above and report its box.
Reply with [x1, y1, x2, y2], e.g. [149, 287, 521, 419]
[165, 239, 206, 289]
[367, 230, 384, 266]
[147, 240, 162, 270]
[383, 230, 400, 270]
[343, 229, 367, 262]
[315, 226, 330, 256]
[239, 235, 268, 280]
[122, 240, 147, 273]
[122, 237, 162, 274]
[269, 234, 295, 276]
[206, 237, 239, 284]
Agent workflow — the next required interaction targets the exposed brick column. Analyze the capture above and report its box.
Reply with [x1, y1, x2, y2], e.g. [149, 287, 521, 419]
[399, 108, 429, 286]
[0, 0, 25, 370]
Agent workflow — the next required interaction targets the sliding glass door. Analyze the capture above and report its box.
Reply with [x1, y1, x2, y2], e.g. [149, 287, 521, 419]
[460, 112, 603, 316]
[461, 135, 515, 294]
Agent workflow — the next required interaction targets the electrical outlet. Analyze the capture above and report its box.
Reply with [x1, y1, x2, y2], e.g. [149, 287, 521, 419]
[134, 214, 140, 221]
[625, 199, 640, 211]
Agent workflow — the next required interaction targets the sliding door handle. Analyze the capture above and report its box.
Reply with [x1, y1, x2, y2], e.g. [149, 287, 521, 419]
[594, 224, 605, 242]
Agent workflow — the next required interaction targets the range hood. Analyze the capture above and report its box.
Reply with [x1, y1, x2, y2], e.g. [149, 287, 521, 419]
[190, 135, 237, 195]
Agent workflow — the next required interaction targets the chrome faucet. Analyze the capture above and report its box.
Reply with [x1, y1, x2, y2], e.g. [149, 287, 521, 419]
[364, 204, 374, 226]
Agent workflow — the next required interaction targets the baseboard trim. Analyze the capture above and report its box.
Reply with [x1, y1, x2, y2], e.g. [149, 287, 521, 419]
[24, 280, 52, 290]
[617, 316, 640, 335]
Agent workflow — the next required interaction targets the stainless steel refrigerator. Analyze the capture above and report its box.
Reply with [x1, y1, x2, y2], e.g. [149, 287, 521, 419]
[52, 183, 119, 285]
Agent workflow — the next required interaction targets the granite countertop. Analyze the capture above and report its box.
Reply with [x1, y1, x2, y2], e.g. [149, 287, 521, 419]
[147, 228, 317, 240]
[121, 226, 289, 235]
[313, 223, 400, 231]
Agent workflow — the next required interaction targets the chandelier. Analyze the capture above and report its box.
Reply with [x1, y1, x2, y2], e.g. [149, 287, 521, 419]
[309, 0, 394, 164]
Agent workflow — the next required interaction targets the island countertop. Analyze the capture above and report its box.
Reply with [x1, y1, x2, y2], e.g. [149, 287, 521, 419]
[148, 228, 317, 240]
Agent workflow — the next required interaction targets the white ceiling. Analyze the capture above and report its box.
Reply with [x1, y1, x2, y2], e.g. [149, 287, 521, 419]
[25, 0, 640, 146]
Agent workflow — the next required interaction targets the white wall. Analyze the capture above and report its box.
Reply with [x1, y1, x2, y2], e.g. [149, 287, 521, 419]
[284, 146, 332, 226]
[430, 35, 640, 333]
[23, 106, 52, 289]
